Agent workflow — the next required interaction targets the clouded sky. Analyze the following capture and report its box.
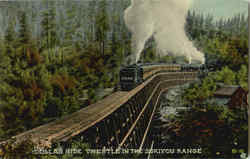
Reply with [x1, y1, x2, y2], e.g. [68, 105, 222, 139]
[191, 0, 247, 19]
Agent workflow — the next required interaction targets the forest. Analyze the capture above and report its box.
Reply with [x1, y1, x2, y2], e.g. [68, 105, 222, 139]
[0, 0, 132, 139]
[0, 0, 248, 158]
[161, 10, 248, 159]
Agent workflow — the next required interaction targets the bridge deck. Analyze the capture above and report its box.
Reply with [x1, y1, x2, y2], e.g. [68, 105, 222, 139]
[12, 91, 131, 147]
[1, 72, 196, 148]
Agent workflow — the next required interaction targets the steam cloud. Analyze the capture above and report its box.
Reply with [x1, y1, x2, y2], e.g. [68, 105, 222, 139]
[124, 0, 205, 64]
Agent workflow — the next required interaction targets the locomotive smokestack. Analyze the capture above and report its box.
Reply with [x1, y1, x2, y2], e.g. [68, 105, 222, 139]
[124, 0, 205, 64]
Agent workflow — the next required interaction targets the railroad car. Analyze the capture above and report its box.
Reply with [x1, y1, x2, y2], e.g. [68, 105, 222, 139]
[181, 64, 204, 72]
[119, 62, 208, 91]
[120, 63, 182, 91]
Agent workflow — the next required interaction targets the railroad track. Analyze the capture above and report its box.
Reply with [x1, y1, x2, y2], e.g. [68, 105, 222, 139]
[0, 71, 198, 149]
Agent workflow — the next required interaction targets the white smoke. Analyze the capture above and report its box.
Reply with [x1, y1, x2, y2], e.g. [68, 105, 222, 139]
[124, 0, 205, 64]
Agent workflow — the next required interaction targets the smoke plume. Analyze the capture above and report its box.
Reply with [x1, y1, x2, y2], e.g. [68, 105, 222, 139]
[124, 0, 205, 64]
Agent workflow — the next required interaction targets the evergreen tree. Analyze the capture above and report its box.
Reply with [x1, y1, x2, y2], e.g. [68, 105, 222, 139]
[86, 0, 97, 42]
[18, 11, 30, 46]
[237, 65, 248, 90]
[4, 18, 17, 54]
[5, 20, 16, 44]
[41, 0, 57, 50]
[185, 10, 194, 39]
[64, 2, 78, 47]
[61, 2, 80, 65]
[95, 0, 110, 55]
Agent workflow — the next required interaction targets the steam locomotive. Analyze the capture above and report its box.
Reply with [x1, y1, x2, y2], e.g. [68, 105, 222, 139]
[119, 63, 205, 91]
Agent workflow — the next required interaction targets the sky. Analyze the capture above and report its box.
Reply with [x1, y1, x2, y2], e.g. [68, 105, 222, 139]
[191, 0, 248, 19]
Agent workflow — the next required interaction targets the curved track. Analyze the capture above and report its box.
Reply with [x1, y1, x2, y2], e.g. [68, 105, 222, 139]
[0, 71, 198, 149]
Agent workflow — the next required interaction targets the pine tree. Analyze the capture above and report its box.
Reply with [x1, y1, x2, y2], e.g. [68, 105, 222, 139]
[18, 11, 30, 46]
[86, 0, 97, 42]
[95, 0, 110, 56]
[237, 65, 248, 90]
[185, 10, 194, 38]
[41, 0, 57, 50]
[4, 18, 17, 56]
[40, 0, 58, 67]
[5, 20, 16, 44]
[59, 1, 80, 66]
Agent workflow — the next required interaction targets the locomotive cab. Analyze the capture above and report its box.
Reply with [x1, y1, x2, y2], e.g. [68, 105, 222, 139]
[120, 64, 143, 91]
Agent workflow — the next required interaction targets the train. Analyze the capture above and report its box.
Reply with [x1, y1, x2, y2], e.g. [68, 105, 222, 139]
[119, 63, 206, 91]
